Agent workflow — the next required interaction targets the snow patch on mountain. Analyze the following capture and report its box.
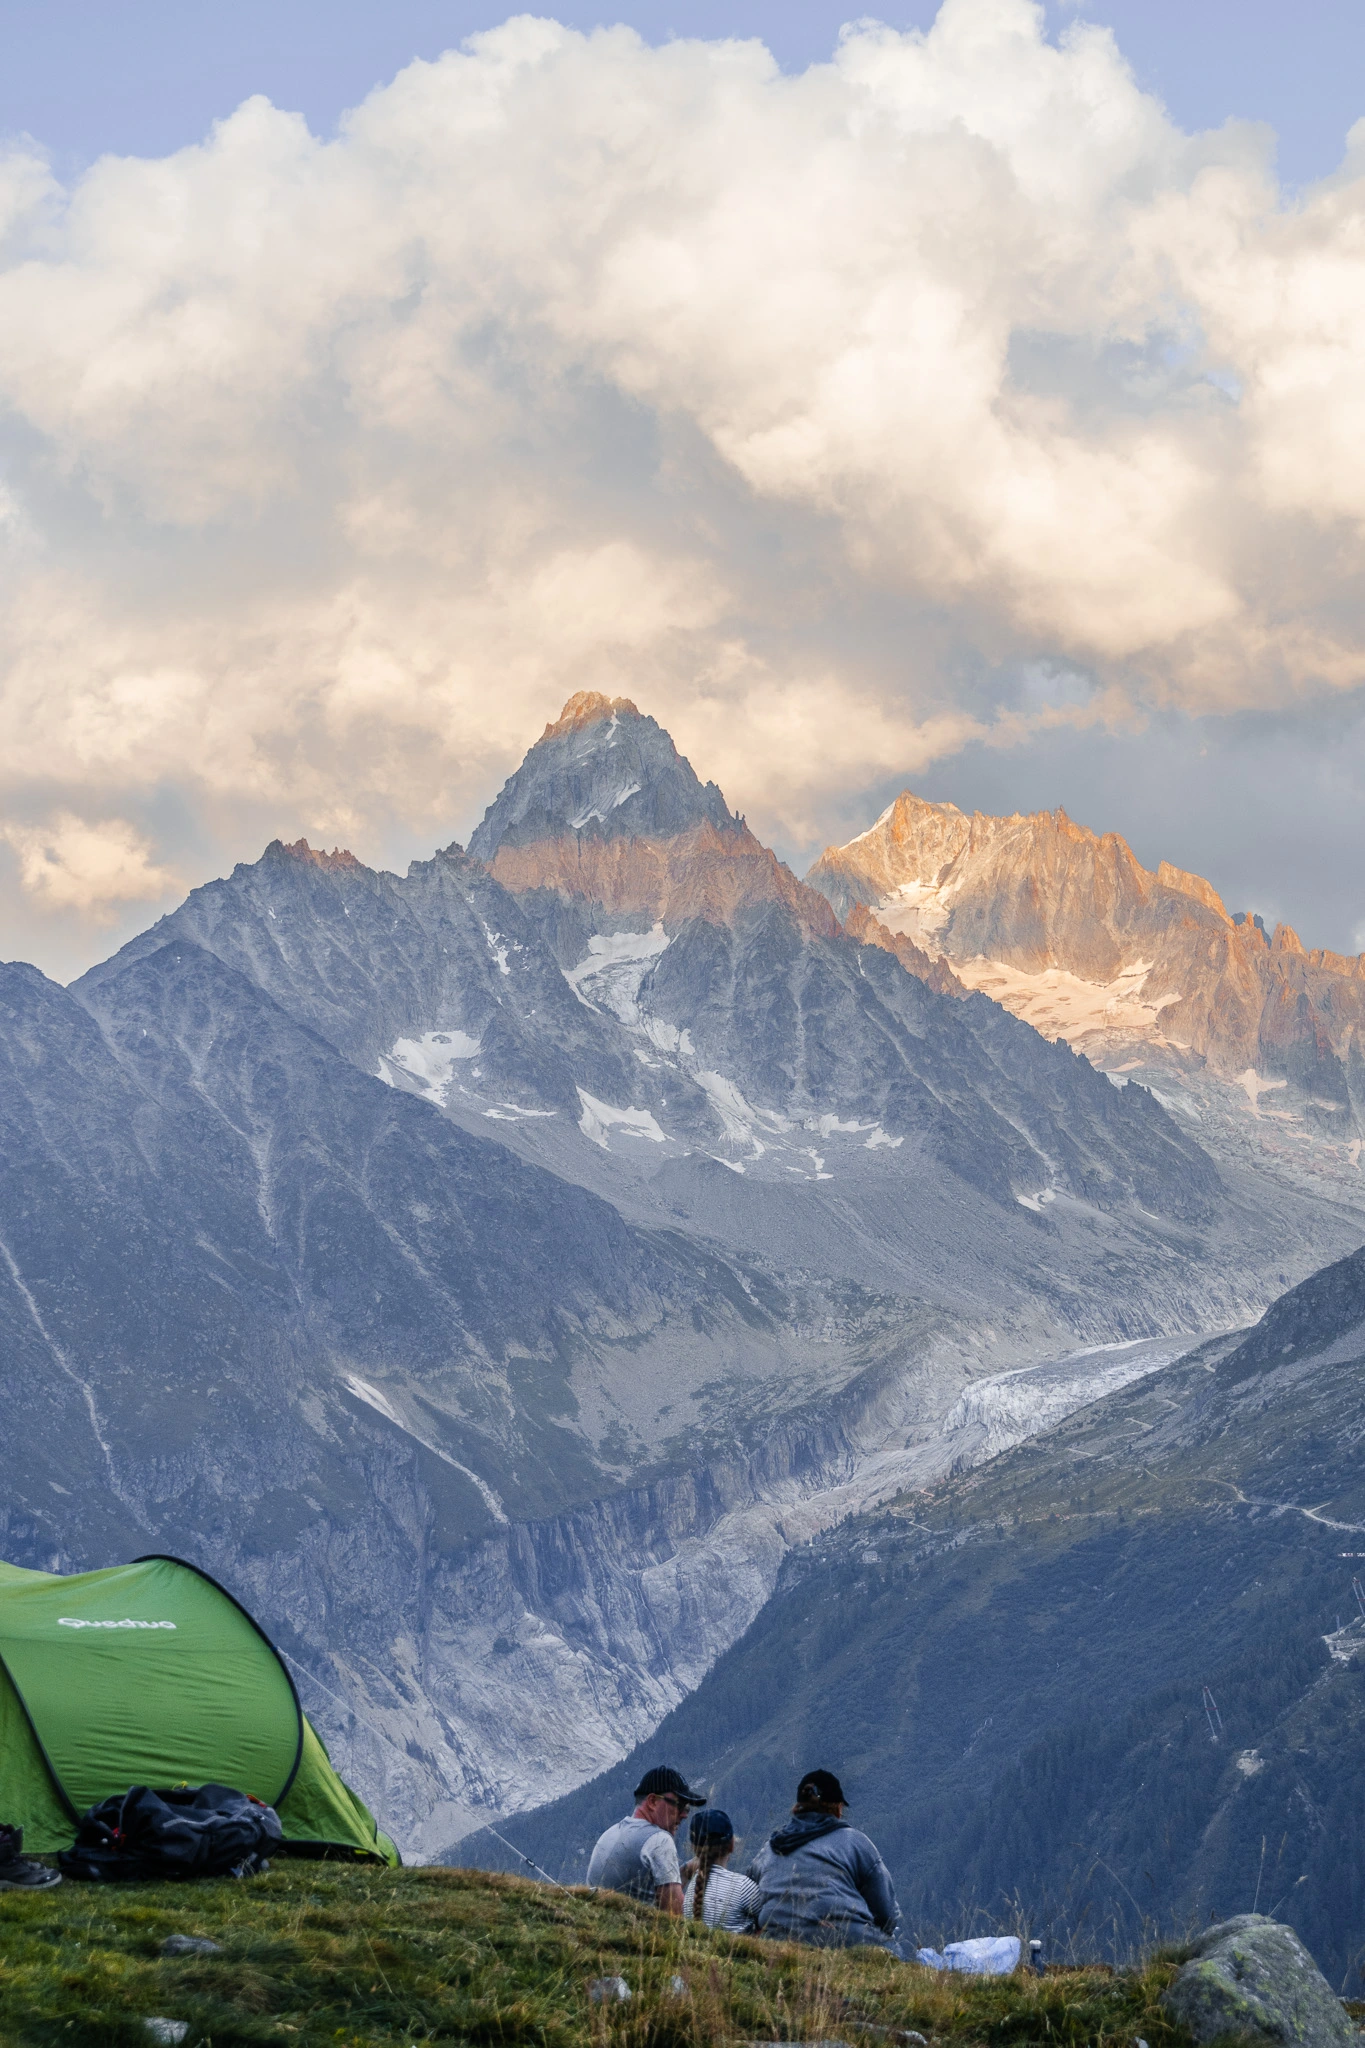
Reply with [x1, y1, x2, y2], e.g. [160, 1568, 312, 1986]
[694, 1070, 791, 1158]
[378, 1030, 482, 1102]
[479, 923, 515, 975]
[565, 925, 670, 1025]
[807, 1112, 904, 1150]
[569, 783, 642, 828]
[943, 956, 1183, 1044]
[576, 1088, 668, 1149]
[343, 1375, 508, 1523]
[643, 1016, 695, 1057]
[876, 875, 960, 948]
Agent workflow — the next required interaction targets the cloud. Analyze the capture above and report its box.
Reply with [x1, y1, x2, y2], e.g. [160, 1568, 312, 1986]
[1, 813, 180, 917]
[0, 0, 1364, 971]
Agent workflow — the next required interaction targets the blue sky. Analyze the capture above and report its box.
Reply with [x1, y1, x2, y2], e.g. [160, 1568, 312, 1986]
[1, 0, 1364, 976]
[3, 0, 1361, 188]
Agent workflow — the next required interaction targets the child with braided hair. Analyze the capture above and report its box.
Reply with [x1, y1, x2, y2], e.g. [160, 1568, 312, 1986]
[682, 1809, 759, 1933]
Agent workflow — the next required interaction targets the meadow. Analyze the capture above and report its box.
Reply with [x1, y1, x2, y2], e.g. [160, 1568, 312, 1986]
[0, 1863, 1202, 2047]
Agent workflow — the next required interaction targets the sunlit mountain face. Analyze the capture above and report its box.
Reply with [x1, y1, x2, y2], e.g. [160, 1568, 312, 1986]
[810, 789, 1365, 1210]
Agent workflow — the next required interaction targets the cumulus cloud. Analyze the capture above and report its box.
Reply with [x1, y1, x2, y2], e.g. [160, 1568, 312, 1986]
[0, 0, 1364, 970]
[0, 813, 180, 917]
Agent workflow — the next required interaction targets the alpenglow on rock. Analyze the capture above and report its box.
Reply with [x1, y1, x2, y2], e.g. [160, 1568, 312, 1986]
[807, 790, 1365, 1092]
[463, 689, 1228, 1232]
[1161, 1916, 1355, 2047]
[469, 690, 835, 934]
[808, 788, 1365, 1210]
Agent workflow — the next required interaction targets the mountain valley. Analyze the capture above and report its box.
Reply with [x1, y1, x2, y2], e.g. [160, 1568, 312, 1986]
[467, 1244, 1365, 1989]
[2, 692, 1363, 1869]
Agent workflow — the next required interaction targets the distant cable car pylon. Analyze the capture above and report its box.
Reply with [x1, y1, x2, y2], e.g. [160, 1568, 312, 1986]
[1202, 1686, 1223, 1743]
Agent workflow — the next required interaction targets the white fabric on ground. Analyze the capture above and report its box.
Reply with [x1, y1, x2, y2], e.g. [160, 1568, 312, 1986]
[916, 1936, 1022, 1975]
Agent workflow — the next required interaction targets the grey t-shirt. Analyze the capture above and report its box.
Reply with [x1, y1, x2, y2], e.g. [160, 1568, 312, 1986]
[587, 1815, 682, 1902]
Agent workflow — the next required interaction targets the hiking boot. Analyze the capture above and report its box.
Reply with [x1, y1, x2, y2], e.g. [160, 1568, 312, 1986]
[0, 1824, 61, 1890]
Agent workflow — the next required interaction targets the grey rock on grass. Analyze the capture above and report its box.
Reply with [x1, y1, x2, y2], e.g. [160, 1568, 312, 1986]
[587, 1976, 632, 2003]
[1160, 1914, 1354, 2046]
[160, 1934, 221, 1957]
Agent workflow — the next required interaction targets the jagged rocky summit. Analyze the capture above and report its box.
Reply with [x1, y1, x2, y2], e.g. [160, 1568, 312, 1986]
[470, 691, 835, 936]
[3, 691, 1362, 1865]
[464, 690, 1217, 1221]
[809, 790, 1365, 1207]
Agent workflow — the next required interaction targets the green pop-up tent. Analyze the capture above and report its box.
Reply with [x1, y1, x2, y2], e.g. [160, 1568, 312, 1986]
[0, 1555, 398, 1864]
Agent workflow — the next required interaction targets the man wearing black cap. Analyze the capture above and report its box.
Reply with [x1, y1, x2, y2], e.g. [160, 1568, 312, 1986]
[747, 1769, 900, 1949]
[586, 1766, 706, 1915]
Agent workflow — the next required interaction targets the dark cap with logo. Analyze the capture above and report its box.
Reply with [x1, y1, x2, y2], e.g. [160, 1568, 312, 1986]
[635, 1765, 707, 1807]
[795, 1768, 848, 1807]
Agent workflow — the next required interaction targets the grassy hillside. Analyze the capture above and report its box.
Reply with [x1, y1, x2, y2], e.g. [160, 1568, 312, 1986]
[0, 1862, 1200, 2047]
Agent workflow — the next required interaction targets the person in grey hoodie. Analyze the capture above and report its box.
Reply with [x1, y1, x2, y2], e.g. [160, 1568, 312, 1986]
[747, 1769, 900, 1949]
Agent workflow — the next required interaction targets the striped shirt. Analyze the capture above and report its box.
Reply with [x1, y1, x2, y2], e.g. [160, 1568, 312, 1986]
[684, 1865, 760, 1932]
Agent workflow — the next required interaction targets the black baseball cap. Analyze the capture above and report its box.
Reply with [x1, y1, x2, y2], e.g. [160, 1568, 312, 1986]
[635, 1765, 706, 1807]
[795, 1769, 848, 1807]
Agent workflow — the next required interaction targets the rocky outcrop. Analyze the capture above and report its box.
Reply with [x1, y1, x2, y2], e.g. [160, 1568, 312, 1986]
[1215, 1242, 1365, 1385]
[844, 901, 968, 999]
[1161, 1916, 1354, 2047]
[808, 791, 1365, 1137]
[469, 692, 734, 860]
[485, 818, 838, 939]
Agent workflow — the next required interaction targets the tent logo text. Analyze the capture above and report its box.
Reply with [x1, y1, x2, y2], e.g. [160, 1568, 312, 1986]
[57, 1617, 177, 1630]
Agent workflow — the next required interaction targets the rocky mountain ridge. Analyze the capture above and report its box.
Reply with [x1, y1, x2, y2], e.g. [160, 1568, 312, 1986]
[87, 695, 1307, 1335]
[9, 939, 893, 1850]
[809, 791, 1365, 1210]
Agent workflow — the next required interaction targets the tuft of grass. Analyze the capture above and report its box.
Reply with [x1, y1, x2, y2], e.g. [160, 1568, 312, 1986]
[0, 1864, 1196, 2047]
